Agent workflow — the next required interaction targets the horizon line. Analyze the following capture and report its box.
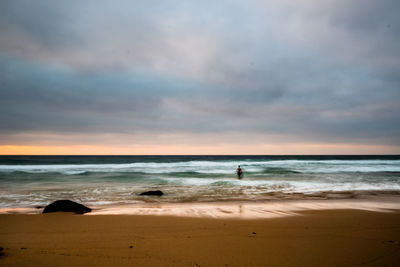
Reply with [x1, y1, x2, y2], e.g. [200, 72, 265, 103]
[1, 154, 399, 156]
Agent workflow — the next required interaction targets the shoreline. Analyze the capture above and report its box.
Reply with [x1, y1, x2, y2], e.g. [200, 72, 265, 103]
[2, 189, 400, 208]
[1, 195, 400, 218]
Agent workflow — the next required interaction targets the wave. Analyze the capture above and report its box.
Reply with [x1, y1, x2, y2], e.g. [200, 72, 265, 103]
[1, 163, 399, 174]
[261, 167, 300, 174]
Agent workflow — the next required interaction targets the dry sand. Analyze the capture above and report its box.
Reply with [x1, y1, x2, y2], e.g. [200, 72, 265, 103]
[1, 208, 400, 266]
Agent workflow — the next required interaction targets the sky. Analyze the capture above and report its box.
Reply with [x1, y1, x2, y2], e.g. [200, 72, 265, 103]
[0, 0, 399, 155]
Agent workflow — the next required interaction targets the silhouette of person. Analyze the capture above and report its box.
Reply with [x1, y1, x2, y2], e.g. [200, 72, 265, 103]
[236, 165, 243, 179]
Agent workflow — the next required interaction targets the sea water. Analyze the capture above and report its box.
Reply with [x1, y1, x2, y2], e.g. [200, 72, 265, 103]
[0, 155, 399, 208]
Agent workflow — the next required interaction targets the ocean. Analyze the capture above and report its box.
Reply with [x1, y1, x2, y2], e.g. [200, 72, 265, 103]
[1, 155, 400, 208]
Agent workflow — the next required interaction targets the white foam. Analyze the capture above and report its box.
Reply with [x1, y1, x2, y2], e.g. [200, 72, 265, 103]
[1, 159, 399, 174]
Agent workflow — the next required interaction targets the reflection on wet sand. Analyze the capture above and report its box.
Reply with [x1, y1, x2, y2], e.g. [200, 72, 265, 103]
[86, 198, 400, 219]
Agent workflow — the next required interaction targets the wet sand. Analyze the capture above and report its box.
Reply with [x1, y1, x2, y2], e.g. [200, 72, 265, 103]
[1, 208, 400, 266]
[86, 198, 400, 218]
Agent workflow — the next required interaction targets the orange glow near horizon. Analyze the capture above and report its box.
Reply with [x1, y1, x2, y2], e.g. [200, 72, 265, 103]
[0, 143, 399, 155]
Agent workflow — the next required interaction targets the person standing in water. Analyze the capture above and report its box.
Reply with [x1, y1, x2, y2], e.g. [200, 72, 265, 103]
[236, 165, 243, 179]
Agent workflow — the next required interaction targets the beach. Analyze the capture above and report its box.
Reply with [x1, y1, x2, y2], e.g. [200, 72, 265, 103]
[1, 156, 400, 266]
[1, 206, 400, 267]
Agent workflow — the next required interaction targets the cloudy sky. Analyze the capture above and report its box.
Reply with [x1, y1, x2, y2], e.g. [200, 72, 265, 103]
[0, 0, 399, 154]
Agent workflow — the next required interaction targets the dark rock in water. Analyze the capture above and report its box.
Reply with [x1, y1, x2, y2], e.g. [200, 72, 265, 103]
[43, 200, 91, 214]
[139, 190, 164, 196]
[35, 206, 43, 209]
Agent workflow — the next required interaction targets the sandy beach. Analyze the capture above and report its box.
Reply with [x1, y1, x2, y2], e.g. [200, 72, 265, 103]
[1, 156, 400, 266]
[1, 204, 400, 266]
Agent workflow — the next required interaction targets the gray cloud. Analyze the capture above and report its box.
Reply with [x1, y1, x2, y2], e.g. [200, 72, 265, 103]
[0, 0, 399, 147]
